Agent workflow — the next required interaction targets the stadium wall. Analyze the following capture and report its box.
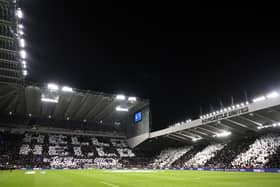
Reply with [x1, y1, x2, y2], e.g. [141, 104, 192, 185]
[125, 106, 150, 148]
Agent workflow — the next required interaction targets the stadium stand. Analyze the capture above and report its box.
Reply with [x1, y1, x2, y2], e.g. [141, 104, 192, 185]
[184, 144, 225, 168]
[149, 146, 192, 168]
[0, 130, 135, 169]
[266, 146, 280, 168]
[171, 144, 207, 168]
[2, 129, 280, 169]
[231, 134, 280, 168]
[205, 135, 257, 168]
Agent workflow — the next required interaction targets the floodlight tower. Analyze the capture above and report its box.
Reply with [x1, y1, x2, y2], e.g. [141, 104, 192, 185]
[0, 0, 26, 85]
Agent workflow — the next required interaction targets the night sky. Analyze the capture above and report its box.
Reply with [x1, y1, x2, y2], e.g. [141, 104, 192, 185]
[20, 1, 280, 130]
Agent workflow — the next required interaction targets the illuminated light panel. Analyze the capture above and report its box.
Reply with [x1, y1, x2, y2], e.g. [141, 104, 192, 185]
[253, 96, 266, 103]
[266, 91, 279, 99]
[116, 106, 129, 112]
[23, 70, 27, 76]
[41, 97, 59, 103]
[192, 137, 202, 142]
[20, 50, 26, 59]
[128, 96, 137, 102]
[20, 38, 25, 48]
[61, 86, 73, 92]
[17, 9, 23, 18]
[47, 83, 59, 91]
[116, 94, 126, 100]
[213, 131, 232, 138]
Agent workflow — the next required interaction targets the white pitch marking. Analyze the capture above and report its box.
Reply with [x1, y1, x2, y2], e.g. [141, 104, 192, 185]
[24, 171, 36, 175]
[100, 181, 119, 187]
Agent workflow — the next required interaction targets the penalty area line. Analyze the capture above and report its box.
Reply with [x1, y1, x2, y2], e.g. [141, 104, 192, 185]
[100, 181, 120, 187]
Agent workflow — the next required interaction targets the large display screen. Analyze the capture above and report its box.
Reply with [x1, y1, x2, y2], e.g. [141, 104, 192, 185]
[134, 111, 142, 123]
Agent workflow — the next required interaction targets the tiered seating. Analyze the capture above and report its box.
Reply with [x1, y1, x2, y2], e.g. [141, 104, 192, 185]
[0, 131, 135, 169]
[150, 146, 192, 168]
[266, 146, 280, 168]
[231, 134, 280, 168]
[172, 144, 206, 168]
[2, 130, 280, 169]
[184, 144, 225, 168]
[205, 136, 257, 168]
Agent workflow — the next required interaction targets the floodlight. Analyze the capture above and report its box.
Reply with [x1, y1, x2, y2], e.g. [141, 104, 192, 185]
[17, 9, 23, 18]
[47, 83, 59, 91]
[18, 24, 23, 29]
[20, 50, 26, 59]
[22, 60, 26, 65]
[223, 108, 227, 112]
[192, 137, 202, 142]
[116, 94, 126, 100]
[19, 30, 24, 35]
[214, 131, 232, 138]
[61, 86, 73, 93]
[128, 97, 137, 102]
[116, 106, 129, 112]
[227, 107, 231, 110]
[23, 70, 27, 76]
[273, 123, 277, 127]
[253, 96, 266, 103]
[240, 103, 245, 107]
[266, 91, 279, 99]
[41, 97, 59, 103]
[20, 38, 25, 48]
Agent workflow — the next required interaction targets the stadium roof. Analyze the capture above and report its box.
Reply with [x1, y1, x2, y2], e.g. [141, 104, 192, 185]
[0, 83, 149, 127]
[150, 93, 280, 143]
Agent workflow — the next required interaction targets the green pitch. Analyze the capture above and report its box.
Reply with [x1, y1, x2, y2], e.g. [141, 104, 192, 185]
[0, 169, 280, 187]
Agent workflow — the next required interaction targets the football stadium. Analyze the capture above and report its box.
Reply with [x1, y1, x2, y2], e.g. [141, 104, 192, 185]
[1, 0, 280, 187]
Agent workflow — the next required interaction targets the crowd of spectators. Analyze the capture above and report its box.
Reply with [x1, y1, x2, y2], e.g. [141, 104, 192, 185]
[2, 130, 280, 170]
[150, 146, 192, 169]
[205, 136, 257, 168]
[0, 130, 135, 169]
[184, 144, 225, 168]
[231, 134, 280, 168]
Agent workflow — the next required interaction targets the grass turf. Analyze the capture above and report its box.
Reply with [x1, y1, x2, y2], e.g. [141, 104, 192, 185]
[0, 169, 280, 187]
